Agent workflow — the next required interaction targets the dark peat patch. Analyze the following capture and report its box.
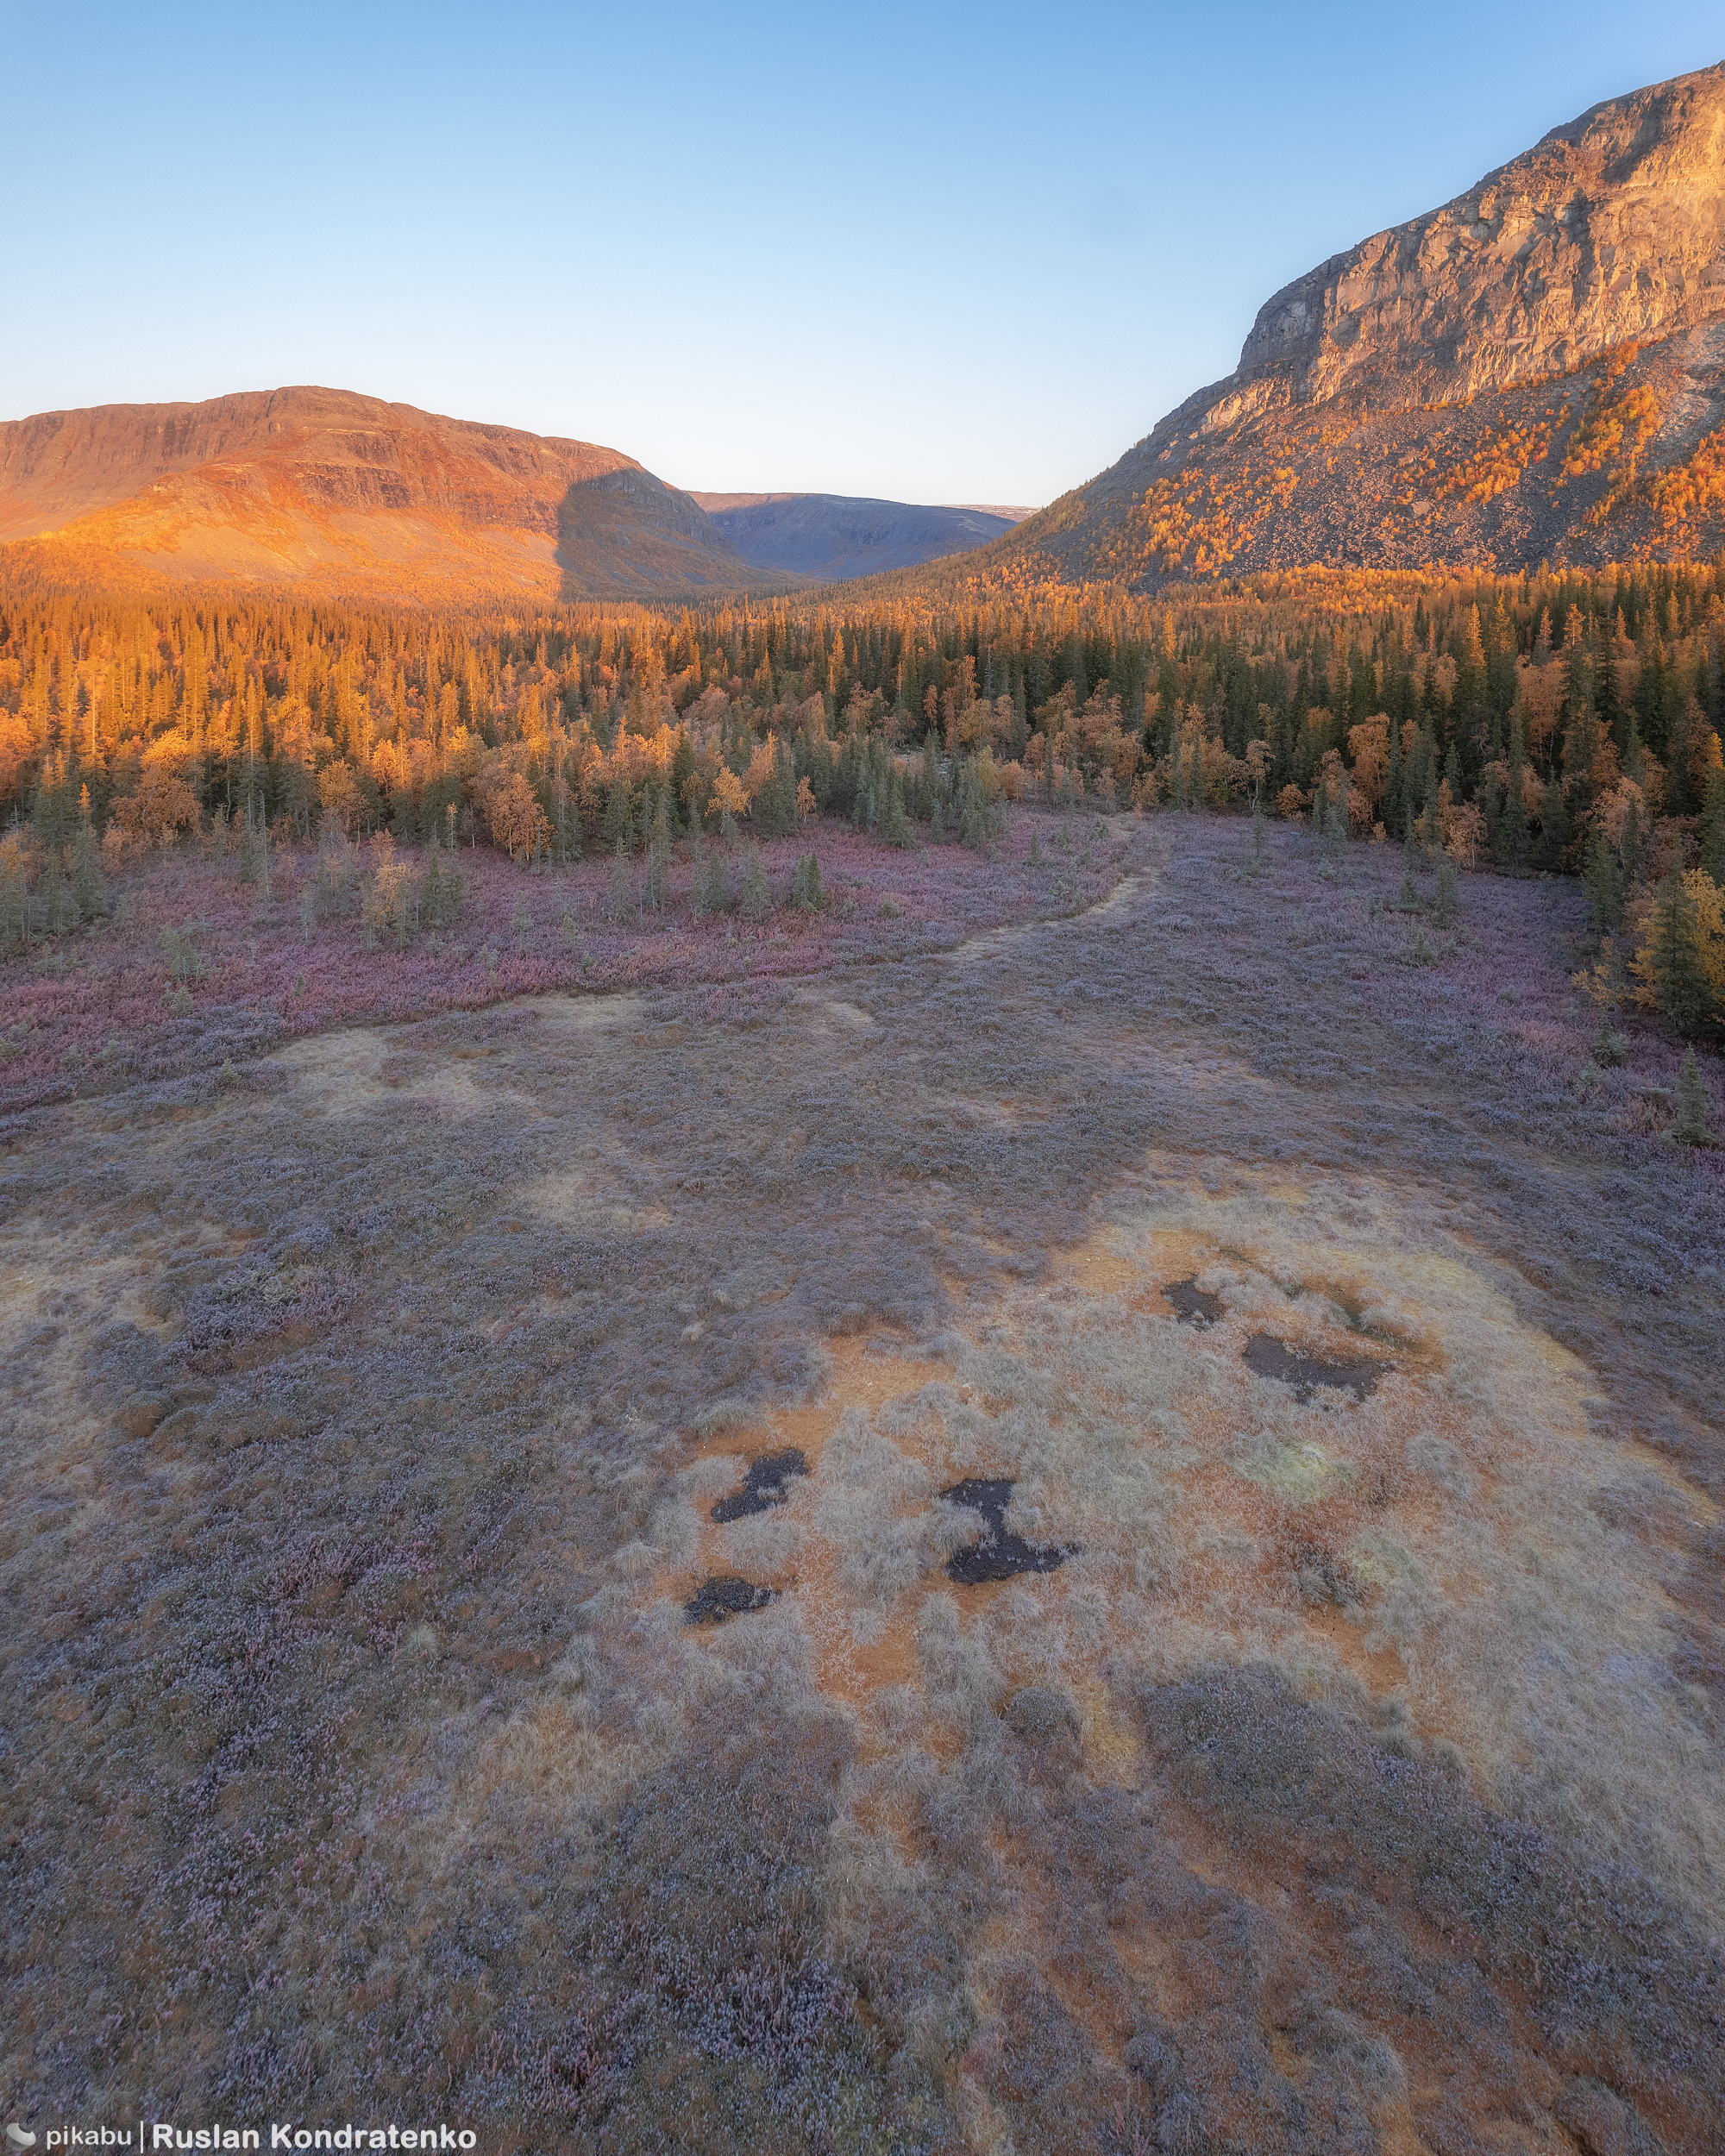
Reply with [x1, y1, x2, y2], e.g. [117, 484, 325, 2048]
[941, 1477, 1073, 1583]
[685, 1576, 778, 1625]
[711, 1446, 810, 1522]
[1242, 1332, 1383, 1403]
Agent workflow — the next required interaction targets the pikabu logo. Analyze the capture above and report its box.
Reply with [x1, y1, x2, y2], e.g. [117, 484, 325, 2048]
[8, 2130, 38, 2150]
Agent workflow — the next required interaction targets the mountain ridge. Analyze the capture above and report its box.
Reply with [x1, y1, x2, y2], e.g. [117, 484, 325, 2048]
[963, 60, 1725, 592]
[688, 492, 1016, 579]
[0, 386, 757, 600]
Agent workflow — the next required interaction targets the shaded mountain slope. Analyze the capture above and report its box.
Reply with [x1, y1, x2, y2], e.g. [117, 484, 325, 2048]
[979, 60, 1725, 592]
[0, 386, 753, 599]
[690, 491, 1014, 578]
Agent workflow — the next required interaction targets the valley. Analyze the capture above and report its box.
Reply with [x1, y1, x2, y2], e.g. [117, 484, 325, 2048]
[6, 39, 1725, 2156]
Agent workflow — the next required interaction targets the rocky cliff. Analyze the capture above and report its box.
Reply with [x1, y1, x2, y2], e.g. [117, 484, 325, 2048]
[0, 386, 752, 599]
[986, 60, 1725, 590]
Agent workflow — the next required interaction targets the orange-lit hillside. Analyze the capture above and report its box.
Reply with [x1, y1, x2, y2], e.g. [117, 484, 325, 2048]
[0, 387, 753, 601]
[930, 61, 1725, 595]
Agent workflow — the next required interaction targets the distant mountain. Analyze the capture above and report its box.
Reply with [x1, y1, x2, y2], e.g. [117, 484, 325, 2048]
[689, 492, 1016, 579]
[0, 387, 752, 599]
[981, 60, 1725, 590]
[950, 504, 1039, 523]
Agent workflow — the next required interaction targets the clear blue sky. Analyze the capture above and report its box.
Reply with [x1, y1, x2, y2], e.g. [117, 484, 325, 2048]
[3, 3, 1721, 506]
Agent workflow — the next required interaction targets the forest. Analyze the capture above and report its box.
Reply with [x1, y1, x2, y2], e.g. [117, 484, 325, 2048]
[3, 561, 1724, 1047]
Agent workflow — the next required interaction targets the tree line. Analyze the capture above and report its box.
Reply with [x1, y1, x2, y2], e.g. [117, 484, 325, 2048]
[2, 562, 1722, 1028]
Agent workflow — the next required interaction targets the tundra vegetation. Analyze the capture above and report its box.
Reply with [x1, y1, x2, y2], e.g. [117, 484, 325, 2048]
[2, 565, 1723, 2153]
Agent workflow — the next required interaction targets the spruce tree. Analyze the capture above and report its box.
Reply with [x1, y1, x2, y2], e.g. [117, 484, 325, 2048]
[958, 761, 986, 849]
[644, 792, 671, 911]
[1620, 796, 1645, 887]
[1539, 772, 1571, 871]
[687, 829, 709, 914]
[740, 843, 769, 919]
[602, 778, 633, 854]
[1638, 862, 1709, 1031]
[1702, 767, 1725, 886]
[695, 839, 731, 915]
[1499, 713, 1528, 872]
[881, 767, 913, 848]
[1671, 1045, 1715, 1145]
[69, 822, 104, 920]
[919, 735, 939, 818]
[606, 837, 633, 921]
[1592, 1018, 1628, 1066]
[1584, 820, 1622, 931]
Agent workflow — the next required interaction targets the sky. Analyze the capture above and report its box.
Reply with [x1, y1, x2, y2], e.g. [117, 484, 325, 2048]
[3, 3, 1722, 507]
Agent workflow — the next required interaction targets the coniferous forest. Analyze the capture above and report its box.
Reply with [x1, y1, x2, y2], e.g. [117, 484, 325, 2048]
[5, 564, 1724, 1036]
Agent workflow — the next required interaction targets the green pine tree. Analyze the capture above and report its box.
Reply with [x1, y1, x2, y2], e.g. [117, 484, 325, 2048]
[644, 791, 672, 911]
[69, 822, 104, 920]
[918, 735, 939, 819]
[1383, 715, 1402, 830]
[1670, 1045, 1716, 1145]
[1499, 713, 1528, 873]
[1539, 773, 1571, 871]
[1701, 768, 1725, 886]
[606, 836, 633, 921]
[1584, 820, 1622, 931]
[881, 767, 913, 848]
[602, 778, 634, 854]
[699, 839, 731, 915]
[1638, 862, 1709, 1032]
[687, 829, 709, 914]
[740, 843, 770, 918]
[958, 761, 986, 849]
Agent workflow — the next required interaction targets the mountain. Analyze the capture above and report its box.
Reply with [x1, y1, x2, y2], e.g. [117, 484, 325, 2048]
[986, 60, 1725, 591]
[0, 386, 753, 599]
[689, 492, 1016, 579]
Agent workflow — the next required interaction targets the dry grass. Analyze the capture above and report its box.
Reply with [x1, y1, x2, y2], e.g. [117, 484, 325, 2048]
[3, 809, 1722, 2151]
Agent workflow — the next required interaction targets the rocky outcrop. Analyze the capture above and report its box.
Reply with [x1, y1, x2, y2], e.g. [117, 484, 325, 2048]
[1235, 63, 1725, 411]
[0, 385, 753, 599]
[983, 61, 1725, 589]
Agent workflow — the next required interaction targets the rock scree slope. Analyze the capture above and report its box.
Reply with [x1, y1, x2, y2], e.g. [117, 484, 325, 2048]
[0, 385, 754, 599]
[985, 59, 1725, 587]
